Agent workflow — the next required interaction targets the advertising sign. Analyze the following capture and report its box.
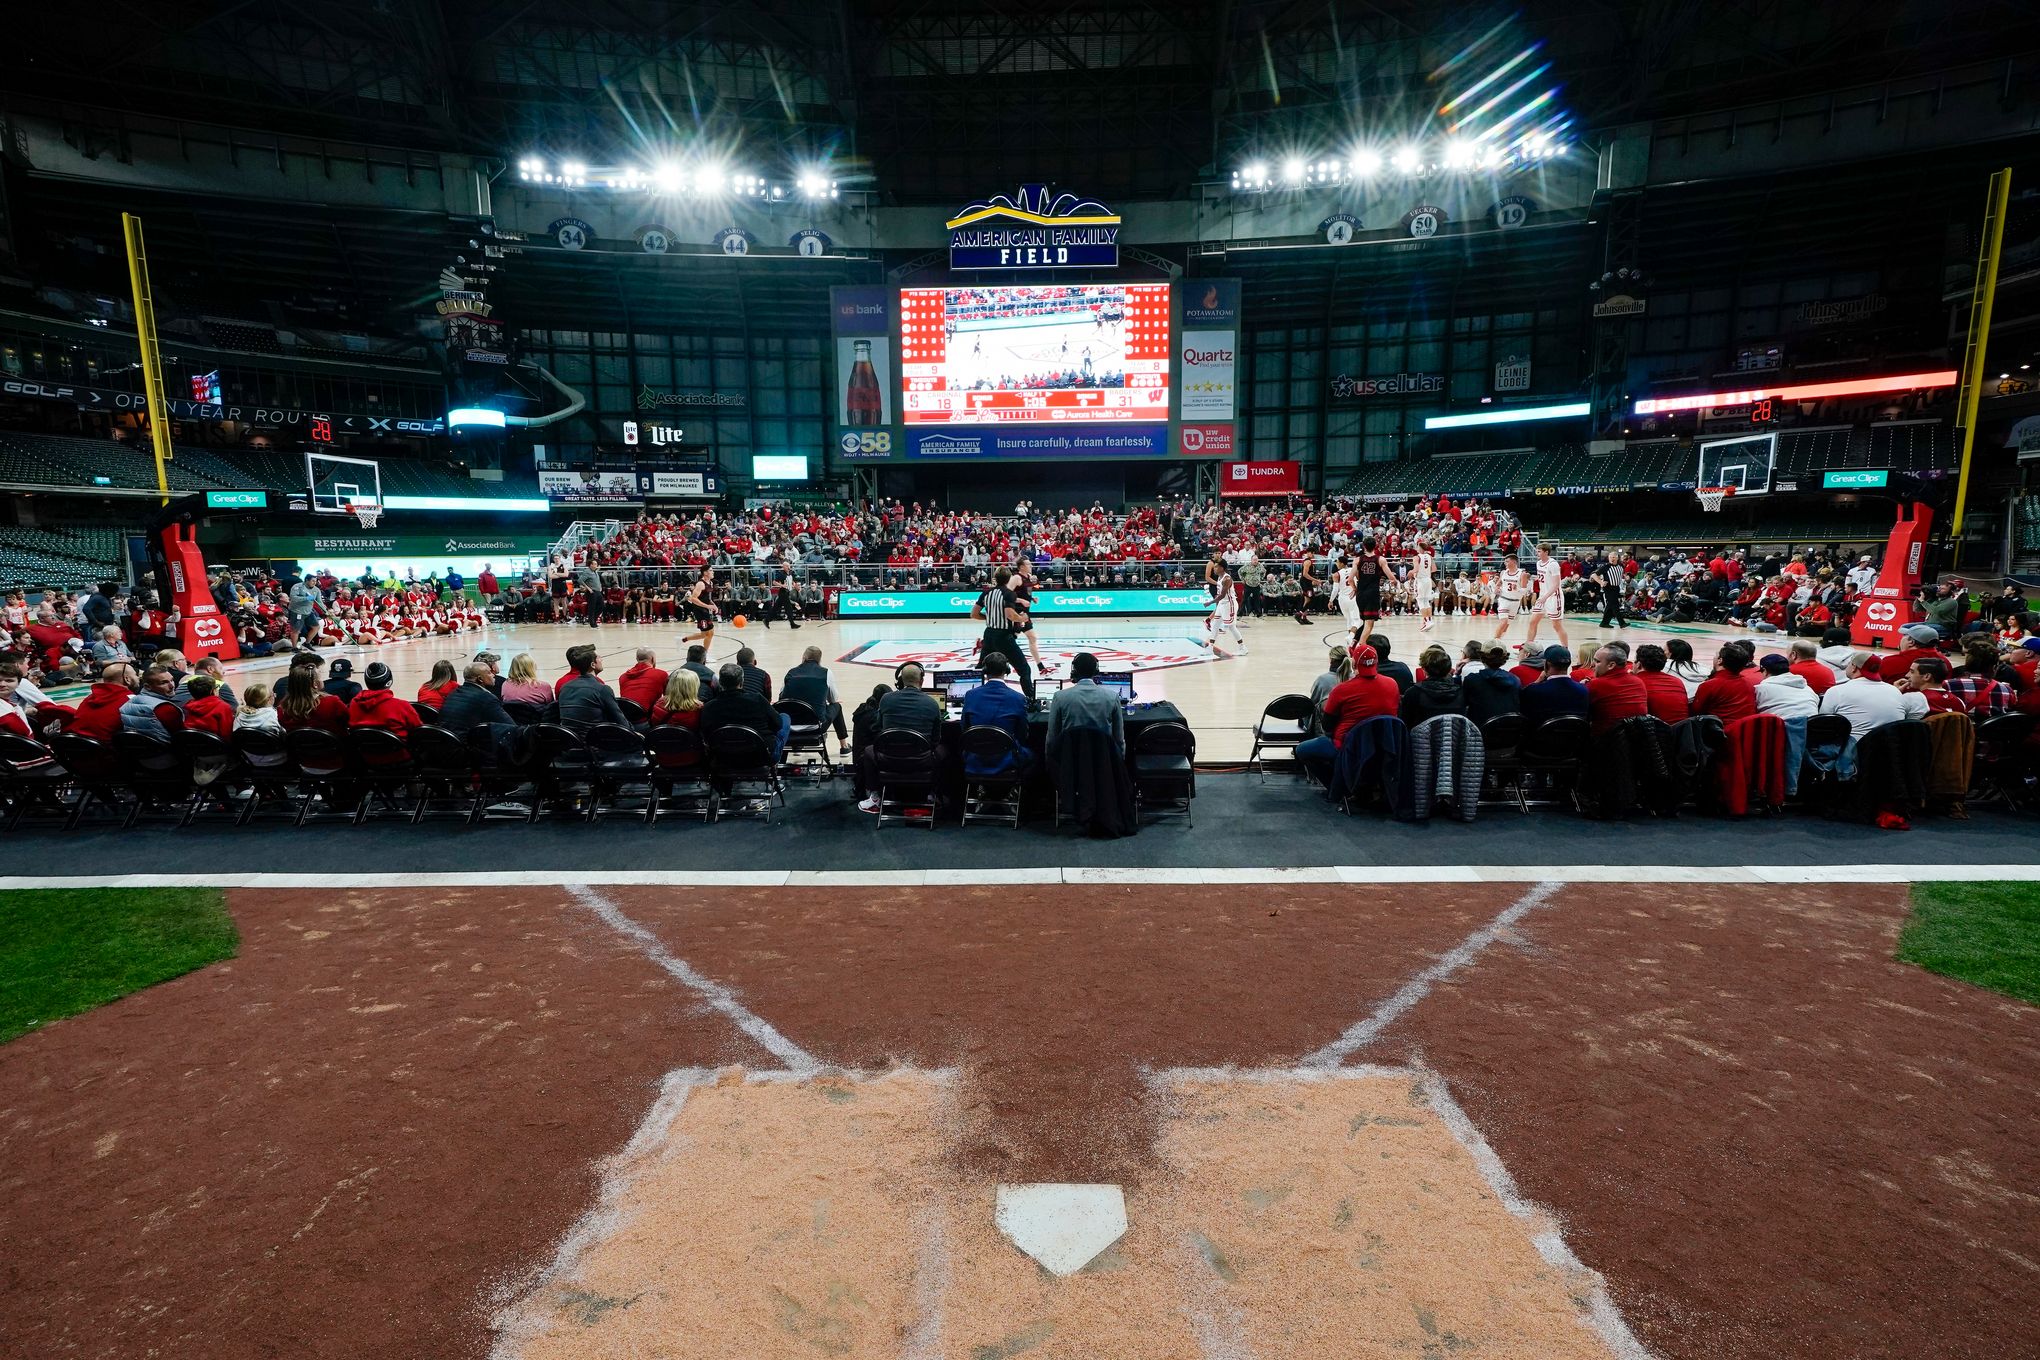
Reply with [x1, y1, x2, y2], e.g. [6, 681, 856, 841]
[837, 337, 891, 427]
[636, 471, 712, 498]
[205, 490, 269, 509]
[1181, 280, 1239, 328]
[1330, 373, 1444, 400]
[1178, 424, 1235, 457]
[1219, 461, 1301, 497]
[1180, 332, 1236, 420]
[1850, 504, 1935, 649]
[905, 425, 1169, 460]
[1494, 356, 1531, 393]
[538, 469, 640, 503]
[946, 185, 1120, 268]
[837, 588, 1211, 618]
[1821, 469, 1892, 490]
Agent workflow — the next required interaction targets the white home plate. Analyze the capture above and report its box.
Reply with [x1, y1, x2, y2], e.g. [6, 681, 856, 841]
[842, 637, 1214, 674]
[994, 1182, 1130, 1276]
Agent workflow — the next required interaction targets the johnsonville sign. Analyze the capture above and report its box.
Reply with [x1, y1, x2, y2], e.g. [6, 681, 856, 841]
[947, 185, 1120, 268]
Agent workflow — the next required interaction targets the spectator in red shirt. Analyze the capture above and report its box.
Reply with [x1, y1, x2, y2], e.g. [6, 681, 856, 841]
[617, 648, 670, 711]
[1633, 645, 1691, 724]
[1902, 657, 1967, 714]
[1296, 643, 1401, 785]
[348, 663, 423, 736]
[415, 660, 459, 710]
[1584, 643, 1649, 734]
[62, 663, 138, 742]
[1786, 639, 1837, 695]
[1881, 625, 1945, 689]
[180, 675, 236, 737]
[1693, 642, 1759, 723]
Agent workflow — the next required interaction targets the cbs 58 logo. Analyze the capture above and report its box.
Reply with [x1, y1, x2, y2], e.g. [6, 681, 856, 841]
[838, 431, 892, 455]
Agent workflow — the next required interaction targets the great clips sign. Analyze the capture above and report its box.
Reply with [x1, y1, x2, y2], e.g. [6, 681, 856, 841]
[1220, 461, 1301, 497]
[947, 185, 1120, 268]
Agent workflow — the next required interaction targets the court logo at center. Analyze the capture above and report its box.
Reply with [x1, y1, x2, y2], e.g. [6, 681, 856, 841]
[842, 638, 1215, 674]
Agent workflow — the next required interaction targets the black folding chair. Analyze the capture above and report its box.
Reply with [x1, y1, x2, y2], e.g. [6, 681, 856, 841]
[345, 728, 415, 824]
[646, 725, 713, 823]
[529, 723, 595, 821]
[286, 727, 353, 825]
[1972, 712, 2036, 807]
[115, 730, 190, 828]
[47, 733, 131, 829]
[1129, 720, 1197, 826]
[704, 724, 785, 822]
[585, 724, 655, 820]
[464, 723, 535, 823]
[406, 725, 475, 823]
[1475, 713, 1529, 811]
[0, 732, 71, 829]
[869, 728, 941, 828]
[503, 700, 548, 726]
[1248, 694, 1316, 782]
[617, 698, 649, 727]
[775, 699, 833, 778]
[1515, 715, 1591, 811]
[171, 729, 245, 826]
[230, 727, 302, 825]
[959, 725, 1026, 828]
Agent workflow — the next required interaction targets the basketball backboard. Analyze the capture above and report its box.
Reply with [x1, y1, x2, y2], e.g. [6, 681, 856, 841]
[306, 451, 384, 516]
[1695, 432, 1776, 496]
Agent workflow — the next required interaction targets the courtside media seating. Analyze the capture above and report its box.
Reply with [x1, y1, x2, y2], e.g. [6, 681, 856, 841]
[1130, 721, 1197, 826]
[959, 725, 1025, 828]
[870, 728, 940, 829]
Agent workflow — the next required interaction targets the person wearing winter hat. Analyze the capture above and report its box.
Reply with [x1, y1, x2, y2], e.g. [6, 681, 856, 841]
[346, 661, 422, 754]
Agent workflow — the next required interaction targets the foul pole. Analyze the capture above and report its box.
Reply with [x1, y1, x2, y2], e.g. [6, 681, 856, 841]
[121, 212, 175, 506]
[1950, 168, 2012, 568]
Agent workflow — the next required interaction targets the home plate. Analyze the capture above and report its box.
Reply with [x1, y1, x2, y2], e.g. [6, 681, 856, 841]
[491, 1066, 1638, 1358]
[994, 1183, 1128, 1275]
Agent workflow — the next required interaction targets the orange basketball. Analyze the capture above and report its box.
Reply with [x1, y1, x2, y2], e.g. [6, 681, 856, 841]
[731, 614, 747, 628]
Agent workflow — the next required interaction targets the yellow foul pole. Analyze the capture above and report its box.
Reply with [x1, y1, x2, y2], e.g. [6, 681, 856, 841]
[121, 212, 175, 506]
[1950, 168, 2012, 560]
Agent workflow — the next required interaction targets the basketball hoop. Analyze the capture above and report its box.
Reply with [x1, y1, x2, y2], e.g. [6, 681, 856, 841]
[1696, 486, 1733, 513]
[349, 499, 382, 529]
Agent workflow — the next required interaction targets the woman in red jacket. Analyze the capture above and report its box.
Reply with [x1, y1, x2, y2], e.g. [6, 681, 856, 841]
[275, 663, 349, 733]
[415, 659, 459, 710]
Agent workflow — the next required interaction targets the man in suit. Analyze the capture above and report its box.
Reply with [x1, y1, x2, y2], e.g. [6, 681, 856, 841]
[557, 644, 627, 733]
[439, 662, 514, 735]
[1046, 651, 1125, 758]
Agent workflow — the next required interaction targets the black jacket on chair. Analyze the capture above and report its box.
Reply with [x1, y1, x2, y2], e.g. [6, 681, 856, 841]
[1051, 725, 1137, 838]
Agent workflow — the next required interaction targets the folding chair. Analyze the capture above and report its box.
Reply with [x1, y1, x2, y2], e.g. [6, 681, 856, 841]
[230, 727, 302, 825]
[646, 725, 713, 823]
[1130, 721, 1197, 826]
[0, 732, 72, 830]
[1971, 713, 2036, 808]
[617, 698, 649, 727]
[1515, 716, 1590, 811]
[286, 727, 354, 825]
[1248, 694, 1316, 782]
[703, 725, 785, 822]
[345, 728, 416, 824]
[47, 733, 132, 829]
[870, 728, 940, 829]
[406, 725, 475, 823]
[775, 699, 833, 779]
[959, 725, 1026, 828]
[585, 724, 655, 820]
[529, 723, 595, 821]
[1475, 713, 1528, 811]
[171, 729, 246, 826]
[115, 730, 191, 828]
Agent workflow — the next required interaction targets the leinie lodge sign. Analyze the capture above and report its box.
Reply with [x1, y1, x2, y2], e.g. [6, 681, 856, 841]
[948, 185, 1120, 268]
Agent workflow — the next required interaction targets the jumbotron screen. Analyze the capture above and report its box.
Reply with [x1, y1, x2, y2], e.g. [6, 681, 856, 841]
[899, 283, 1170, 424]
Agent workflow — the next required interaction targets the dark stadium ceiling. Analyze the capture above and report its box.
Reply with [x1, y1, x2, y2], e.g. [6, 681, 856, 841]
[10, 0, 2039, 205]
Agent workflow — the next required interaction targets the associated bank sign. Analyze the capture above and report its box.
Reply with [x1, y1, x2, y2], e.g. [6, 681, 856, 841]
[947, 184, 1120, 268]
[837, 589, 1208, 618]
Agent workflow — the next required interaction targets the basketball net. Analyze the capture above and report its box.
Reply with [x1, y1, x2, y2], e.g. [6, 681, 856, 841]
[349, 499, 382, 529]
[1696, 486, 1732, 513]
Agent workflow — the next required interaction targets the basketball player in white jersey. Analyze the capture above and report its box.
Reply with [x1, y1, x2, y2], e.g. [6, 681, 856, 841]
[1332, 555, 1360, 629]
[1200, 564, 1247, 657]
[1412, 538, 1438, 632]
[1491, 558, 1530, 641]
[1519, 543, 1569, 651]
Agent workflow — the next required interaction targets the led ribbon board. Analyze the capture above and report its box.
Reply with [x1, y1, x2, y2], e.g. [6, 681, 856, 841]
[1632, 371, 1958, 416]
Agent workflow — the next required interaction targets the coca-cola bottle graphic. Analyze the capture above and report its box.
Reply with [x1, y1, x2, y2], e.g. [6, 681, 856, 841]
[845, 340, 882, 427]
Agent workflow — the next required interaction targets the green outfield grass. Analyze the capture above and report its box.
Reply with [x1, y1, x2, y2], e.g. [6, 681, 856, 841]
[1899, 881, 2040, 1006]
[0, 888, 238, 1044]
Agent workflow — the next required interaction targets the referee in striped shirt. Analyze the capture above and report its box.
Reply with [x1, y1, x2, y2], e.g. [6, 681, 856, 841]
[973, 567, 1035, 699]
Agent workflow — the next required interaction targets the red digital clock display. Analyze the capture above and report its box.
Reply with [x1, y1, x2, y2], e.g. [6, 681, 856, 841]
[311, 416, 333, 443]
